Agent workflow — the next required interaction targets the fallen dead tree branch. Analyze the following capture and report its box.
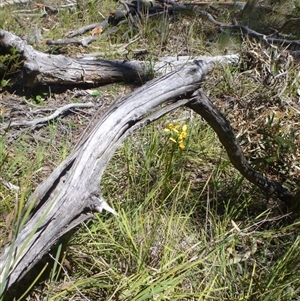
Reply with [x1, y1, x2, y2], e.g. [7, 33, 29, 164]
[65, 20, 109, 38]
[45, 36, 98, 47]
[0, 29, 149, 87]
[0, 59, 213, 293]
[0, 57, 294, 294]
[188, 89, 292, 204]
[0, 0, 31, 8]
[196, 9, 300, 49]
[0, 30, 239, 87]
[1, 102, 94, 130]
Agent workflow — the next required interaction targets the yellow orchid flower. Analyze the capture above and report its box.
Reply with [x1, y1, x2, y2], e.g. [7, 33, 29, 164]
[164, 123, 188, 150]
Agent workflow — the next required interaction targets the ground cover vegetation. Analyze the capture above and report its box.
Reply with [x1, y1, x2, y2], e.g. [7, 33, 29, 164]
[1, 0, 300, 300]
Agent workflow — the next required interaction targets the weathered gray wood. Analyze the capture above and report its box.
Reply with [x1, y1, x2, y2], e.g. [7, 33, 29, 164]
[0, 30, 149, 87]
[0, 31, 293, 295]
[0, 102, 94, 130]
[0, 59, 214, 292]
[0, 0, 31, 7]
[0, 30, 239, 88]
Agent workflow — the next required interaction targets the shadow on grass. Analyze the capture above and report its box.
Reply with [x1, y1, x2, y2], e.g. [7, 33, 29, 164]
[2, 229, 76, 301]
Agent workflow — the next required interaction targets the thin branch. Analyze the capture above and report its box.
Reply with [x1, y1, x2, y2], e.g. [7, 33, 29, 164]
[0, 177, 20, 191]
[46, 37, 98, 47]
[119, 0, 137, 28]
[188, 89, 292, 205]
[65, 20, 109, 38]
[196, 9, 300, 48]
[1, 102, 94, 130]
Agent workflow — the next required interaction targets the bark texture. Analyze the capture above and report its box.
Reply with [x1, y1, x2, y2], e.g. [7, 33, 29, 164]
[0, 30, 239, 87]
[0, 59, 214, 292]
[0, 30, 149, 87]
[0, 30, 293, 295]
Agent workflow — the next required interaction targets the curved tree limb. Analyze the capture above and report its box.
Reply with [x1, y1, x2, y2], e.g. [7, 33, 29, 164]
[0, 52, 293, 295]
[0, 59, 214, 293]
[188, 89, 293, 204]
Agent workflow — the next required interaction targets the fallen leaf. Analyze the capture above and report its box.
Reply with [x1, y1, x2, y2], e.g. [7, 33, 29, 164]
[91, 26, 103, 36]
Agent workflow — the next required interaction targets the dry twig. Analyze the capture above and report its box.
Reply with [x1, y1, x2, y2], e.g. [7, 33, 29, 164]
[196, 9, 300, 48]
[1, 102, 94, 130]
